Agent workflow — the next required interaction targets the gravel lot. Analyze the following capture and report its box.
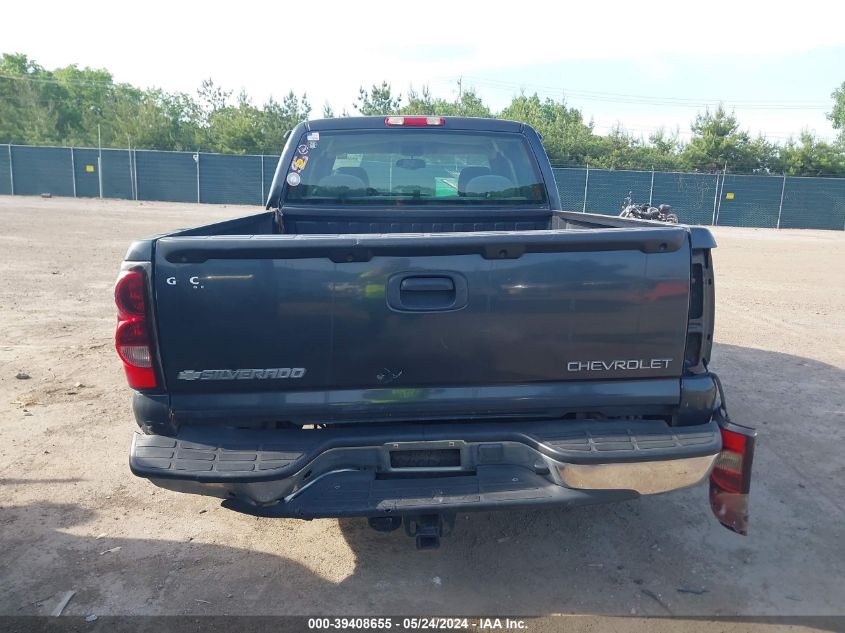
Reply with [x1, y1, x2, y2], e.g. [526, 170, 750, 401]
[0, 196, 843, 620]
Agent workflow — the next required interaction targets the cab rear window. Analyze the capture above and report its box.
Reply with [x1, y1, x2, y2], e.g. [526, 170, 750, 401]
[282, 130, 547, 206]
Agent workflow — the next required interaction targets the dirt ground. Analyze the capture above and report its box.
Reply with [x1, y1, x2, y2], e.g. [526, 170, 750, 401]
[0, 196, 843, 620]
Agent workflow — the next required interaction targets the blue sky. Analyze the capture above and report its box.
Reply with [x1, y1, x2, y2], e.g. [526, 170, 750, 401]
[5, 0, 844, 142]
[447, 47, 844, 141]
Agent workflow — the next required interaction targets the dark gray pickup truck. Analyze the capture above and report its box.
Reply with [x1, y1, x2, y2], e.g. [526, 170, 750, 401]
[117, 116, 755, 548]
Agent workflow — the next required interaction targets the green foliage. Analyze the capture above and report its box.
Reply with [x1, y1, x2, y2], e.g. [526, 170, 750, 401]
[777, 132, 845, 177]
[829, 81, 845, 140]
[501, 94, 597, 166]
[0, 52, 310, 154]
[681, 105, 776, 173]
[354, 82, 401, 115]
[1, 53, 843, 176]
[401, 87, 492, 118]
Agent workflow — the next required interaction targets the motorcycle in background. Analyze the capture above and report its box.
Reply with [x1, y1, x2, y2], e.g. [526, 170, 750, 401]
[620, 192, 679, 223]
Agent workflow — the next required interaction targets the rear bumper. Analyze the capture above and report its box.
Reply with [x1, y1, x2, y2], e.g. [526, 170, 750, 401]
[130, 418, 720, 518]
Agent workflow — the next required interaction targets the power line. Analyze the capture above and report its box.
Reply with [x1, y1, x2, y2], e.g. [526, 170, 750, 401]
[430, 76, 831, 110]
[0, 72, 120, 88]
[586, 122, 838, 142]
[451, 76, 830, 106]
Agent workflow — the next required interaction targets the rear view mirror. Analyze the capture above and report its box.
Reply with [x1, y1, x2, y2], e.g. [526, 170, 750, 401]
[395, 158, 426, 170]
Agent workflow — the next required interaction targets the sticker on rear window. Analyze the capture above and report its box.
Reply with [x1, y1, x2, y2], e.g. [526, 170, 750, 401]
[286, 172, 301, 186]
[290, 155, 308, 173]
[297, 144, 308, 155]
[307, 132, 319, 141]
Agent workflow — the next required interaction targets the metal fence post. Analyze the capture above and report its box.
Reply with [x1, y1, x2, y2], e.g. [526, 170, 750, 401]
[648, 166, 654, 206]
[776, 174, 786, 229]
[711, 171, 719, 225]
[582, 163, 589, 213]
[7, 144, 14, 195]
[260, 155, 265, 204]
[196, 151, 201, 204]
[133, 149, 138, 200]
[97, 125, 103, 199]
[70, 147, 77, 197]
[715, 163, 727, 225]
[127, 137, 134, 200]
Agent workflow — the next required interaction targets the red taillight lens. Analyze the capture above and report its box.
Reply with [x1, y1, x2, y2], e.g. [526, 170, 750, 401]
[115, 270, 146, 318]
[385, 116, 445, 126]
[114, 268, 157, 389]
[711, 428, 749, 494]
[710, 421, 756, 535]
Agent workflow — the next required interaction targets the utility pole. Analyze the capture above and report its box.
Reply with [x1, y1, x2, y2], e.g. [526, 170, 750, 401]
[456, 76, 462, 102]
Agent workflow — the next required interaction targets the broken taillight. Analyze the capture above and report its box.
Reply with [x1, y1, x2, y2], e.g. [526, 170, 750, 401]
[710, 418, 756, 535]
[114, 268, 157, 389]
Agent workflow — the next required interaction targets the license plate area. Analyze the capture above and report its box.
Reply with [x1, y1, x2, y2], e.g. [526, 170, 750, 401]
[390, 449, 461, 469]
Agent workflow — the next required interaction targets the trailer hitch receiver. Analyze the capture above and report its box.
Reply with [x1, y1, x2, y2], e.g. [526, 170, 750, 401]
[403, 513, 456, 549]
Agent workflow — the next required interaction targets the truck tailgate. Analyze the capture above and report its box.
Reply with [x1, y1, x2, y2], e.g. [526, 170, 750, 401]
[152, 227, 692, 422]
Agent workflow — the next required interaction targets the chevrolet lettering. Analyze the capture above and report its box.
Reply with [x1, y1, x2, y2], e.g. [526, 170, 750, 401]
[567, 359, 673, 372]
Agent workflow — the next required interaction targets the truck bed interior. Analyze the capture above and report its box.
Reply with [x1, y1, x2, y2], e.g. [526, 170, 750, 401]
[174, 208, 676, 238]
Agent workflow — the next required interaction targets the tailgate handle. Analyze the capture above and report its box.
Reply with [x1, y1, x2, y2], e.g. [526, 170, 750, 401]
[400, 277, 455, 292]
[388, 272, 467, 312]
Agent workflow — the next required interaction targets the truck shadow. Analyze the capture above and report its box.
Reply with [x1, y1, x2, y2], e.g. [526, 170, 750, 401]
[1, 345, 842, 619]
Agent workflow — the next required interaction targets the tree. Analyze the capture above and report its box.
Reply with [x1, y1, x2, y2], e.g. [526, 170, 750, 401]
[197, 79, 230, 121]
[501, 94, 596, 166]
[205, 90, 263, 154]
[354, 82, 401, 115]
[454, 89, 492, 118]
[0, 53, 57, 144]
[777, 132, 845, 177]
[829, 81, 845, 140]
[681, 105, 774, 173]
[399, 85, 491, 118]
[110, 87, 200, 151]
[259, 91, 311, 153]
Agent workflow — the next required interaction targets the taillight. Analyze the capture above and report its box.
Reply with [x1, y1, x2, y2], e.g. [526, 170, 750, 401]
[114, 268, 157, 389]
[710, 421, 756, 535]
[385, 116, 445, 126]
[115, 270, 146, 317]
[711, 428, 749, 493]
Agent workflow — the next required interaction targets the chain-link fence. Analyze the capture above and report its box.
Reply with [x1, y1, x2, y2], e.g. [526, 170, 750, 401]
[2, 144, 844, 230]
[0, 144, 280, 206]
[553, 166, 845, 230]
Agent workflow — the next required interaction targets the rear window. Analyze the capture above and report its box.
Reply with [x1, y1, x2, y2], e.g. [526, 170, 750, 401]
[282, 130, 547, 206]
